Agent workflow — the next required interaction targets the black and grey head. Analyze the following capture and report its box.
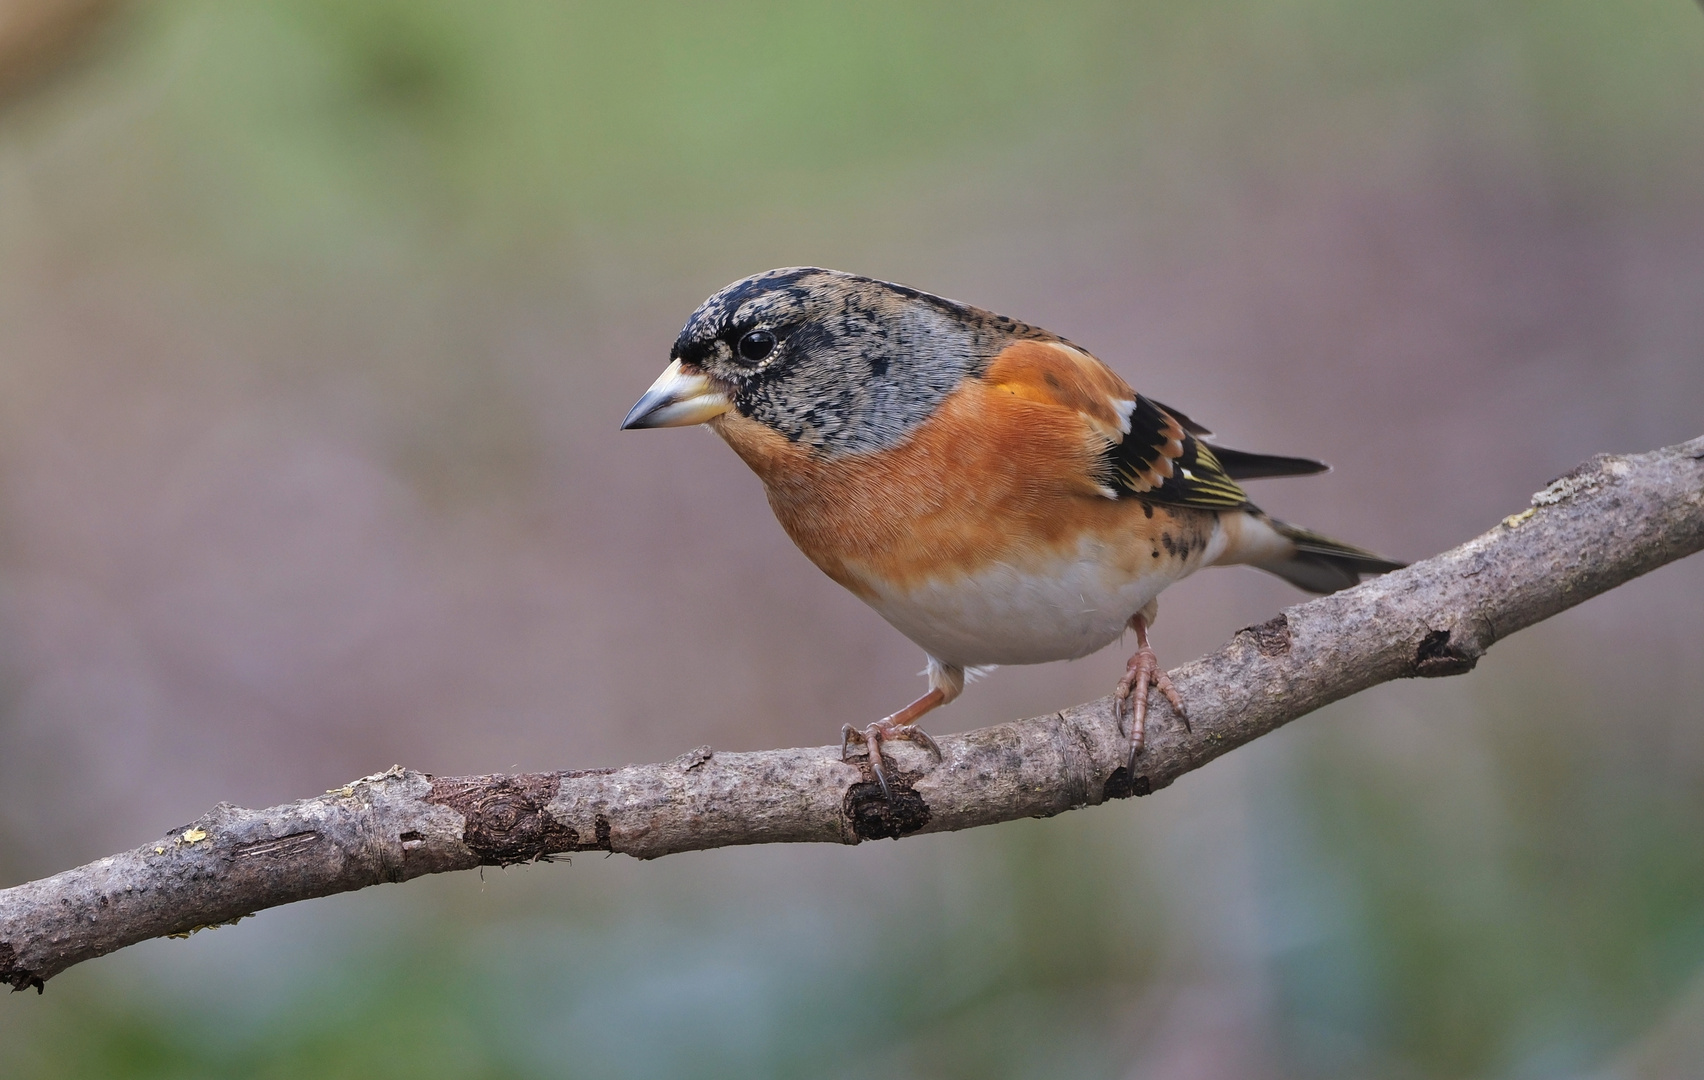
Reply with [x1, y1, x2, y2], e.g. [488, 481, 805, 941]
[657, 267, 1050, 454]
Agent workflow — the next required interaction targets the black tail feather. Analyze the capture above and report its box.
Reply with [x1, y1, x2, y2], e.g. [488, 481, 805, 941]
[1258, 519, 1406, 594]
[1210, 445, 1331, 481]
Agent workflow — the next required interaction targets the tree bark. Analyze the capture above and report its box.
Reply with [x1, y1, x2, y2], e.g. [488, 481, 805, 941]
[4, 435, 1702, 993]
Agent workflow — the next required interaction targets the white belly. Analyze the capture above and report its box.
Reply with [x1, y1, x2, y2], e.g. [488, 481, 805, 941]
[849, 526, 1227, 667]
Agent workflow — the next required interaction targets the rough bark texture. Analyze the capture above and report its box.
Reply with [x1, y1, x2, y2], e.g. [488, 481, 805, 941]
[4, 436, 1702, 992]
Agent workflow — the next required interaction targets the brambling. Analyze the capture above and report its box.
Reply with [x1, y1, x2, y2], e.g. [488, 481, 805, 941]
[624, 268, 1403, 795]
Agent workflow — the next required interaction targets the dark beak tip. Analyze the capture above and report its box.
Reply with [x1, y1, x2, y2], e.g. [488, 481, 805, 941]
[619, 398, 654, 431]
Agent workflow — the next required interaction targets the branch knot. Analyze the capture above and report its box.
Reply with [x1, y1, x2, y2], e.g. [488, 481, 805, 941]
[1412, 629, 1478, 678]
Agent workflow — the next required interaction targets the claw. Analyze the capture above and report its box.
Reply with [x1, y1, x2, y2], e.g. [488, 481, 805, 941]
[1117, 613, 1187, 770]
[839, 683, 952, 800]
[841, 717, 940, 801]
[866, 730, 892, 800]
[909, 725, 943, 762]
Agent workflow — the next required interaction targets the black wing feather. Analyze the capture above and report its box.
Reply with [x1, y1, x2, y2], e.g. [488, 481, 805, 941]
[1106, 397, 1250, 510]
[1147, 398, 1213, 437]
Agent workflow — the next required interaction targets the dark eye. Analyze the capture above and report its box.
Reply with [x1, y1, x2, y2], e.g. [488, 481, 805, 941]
[736, 329, 777, 364]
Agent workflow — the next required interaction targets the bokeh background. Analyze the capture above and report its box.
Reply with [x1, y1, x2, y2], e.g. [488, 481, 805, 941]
[2, 2, 1703, 1076]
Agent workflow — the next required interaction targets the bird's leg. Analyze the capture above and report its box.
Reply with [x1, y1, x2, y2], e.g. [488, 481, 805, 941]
[1115, 613, 1187, 769]
[841, 688, 946, 799]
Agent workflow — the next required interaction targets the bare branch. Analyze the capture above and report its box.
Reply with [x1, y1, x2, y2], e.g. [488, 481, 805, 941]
[4, 436, 1702, 992]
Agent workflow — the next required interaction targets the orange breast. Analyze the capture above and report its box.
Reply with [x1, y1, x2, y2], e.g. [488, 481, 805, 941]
[708, 369, 1214, 602]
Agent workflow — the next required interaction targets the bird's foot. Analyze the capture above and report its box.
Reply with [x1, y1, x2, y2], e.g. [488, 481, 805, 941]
[1116, 624, 1187, 770]
[842, 717, 943, 800]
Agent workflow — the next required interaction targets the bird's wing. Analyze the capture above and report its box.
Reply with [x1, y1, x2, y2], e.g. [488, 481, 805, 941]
[983, 340, 1252, 510]
[1145, 399, 1330, 481]
[1105, 397, 1252, 509]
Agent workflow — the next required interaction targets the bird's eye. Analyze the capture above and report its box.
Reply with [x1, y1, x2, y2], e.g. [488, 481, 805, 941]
[736, 329, 777, 364]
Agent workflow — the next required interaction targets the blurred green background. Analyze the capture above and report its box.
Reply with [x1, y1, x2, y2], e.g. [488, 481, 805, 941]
[3, 2, 1704, 1077]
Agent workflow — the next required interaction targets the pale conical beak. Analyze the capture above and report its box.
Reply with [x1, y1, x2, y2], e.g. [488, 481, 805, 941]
[620, 359, 733, 429]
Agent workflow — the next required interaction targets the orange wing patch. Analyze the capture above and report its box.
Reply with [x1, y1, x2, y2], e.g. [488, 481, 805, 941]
[981, 340, 1218, 506]
[984, 340, 1135, 445]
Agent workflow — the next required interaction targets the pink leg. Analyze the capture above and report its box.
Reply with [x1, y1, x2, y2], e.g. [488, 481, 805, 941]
[1114, 613, 1187, 769]
[842, 689, 945, 799]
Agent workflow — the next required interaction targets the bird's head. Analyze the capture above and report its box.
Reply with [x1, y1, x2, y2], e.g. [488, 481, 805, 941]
[622, 267, 1035, 455]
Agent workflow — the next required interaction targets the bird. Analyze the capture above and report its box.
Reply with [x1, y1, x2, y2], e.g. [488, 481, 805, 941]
[623, 267, 1403, 796]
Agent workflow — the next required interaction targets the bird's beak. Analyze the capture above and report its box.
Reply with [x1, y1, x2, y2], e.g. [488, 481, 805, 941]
[620, 359, 732, 429]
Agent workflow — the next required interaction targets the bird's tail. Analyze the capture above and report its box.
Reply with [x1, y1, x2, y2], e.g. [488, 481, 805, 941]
[1221, 512, 1406, 595]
